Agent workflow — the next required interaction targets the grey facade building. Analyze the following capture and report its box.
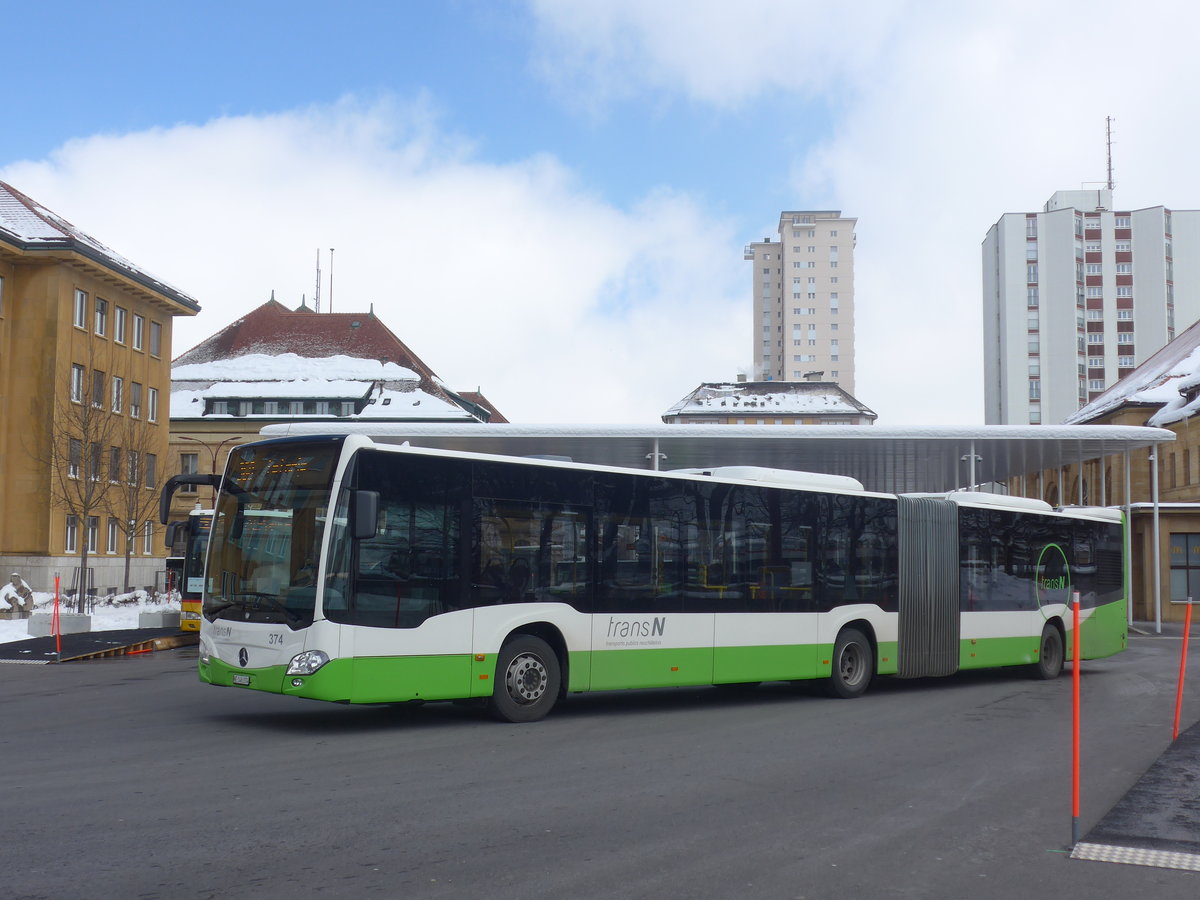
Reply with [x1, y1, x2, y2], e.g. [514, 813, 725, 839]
[983, 189, 1200, 424]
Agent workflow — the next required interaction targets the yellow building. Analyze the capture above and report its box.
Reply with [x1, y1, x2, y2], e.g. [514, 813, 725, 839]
[1012, 317, 1200, 625]
[0, 182, 199, 595]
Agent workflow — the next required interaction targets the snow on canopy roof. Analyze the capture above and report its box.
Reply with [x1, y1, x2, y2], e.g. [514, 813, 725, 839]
[1066, 316, 1200, 427]
[0, 181, 199, 312]
[664, 381, 876, 418]
[254, 422, 1173, 494]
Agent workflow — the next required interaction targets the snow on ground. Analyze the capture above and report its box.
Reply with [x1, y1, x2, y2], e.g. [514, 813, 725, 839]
[0, 591, 180, 644]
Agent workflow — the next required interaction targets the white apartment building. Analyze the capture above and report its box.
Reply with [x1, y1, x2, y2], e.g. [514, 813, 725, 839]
[746, 210, 856, 393]
[983, 188, 1200, 424]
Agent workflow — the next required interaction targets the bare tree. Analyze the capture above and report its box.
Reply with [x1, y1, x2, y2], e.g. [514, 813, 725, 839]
[106, 413, 167, 593]
[32, 345, 122, 613]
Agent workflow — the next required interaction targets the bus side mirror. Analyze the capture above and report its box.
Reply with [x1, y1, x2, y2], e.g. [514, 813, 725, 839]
[165, 521, 181, 549]
[353, 490, 379, 540]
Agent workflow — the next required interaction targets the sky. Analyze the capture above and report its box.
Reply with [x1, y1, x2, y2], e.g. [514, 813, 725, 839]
[4, 0, 1200, 426]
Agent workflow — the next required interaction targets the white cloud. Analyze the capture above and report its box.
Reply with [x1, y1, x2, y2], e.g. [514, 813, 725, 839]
[529, 0, 1200, 424]
[1, 97, 748, 424]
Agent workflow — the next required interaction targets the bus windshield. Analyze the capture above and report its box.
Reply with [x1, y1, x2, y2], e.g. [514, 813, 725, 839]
[204, 438, 342, 628]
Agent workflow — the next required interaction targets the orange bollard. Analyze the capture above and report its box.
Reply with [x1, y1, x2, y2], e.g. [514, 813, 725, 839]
[1172, 598, 1193, 741]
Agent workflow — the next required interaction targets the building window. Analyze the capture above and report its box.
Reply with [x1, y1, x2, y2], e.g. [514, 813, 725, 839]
[114, 307, 127, 343]
[110, 447, 121, 483]
[68, 438, 81, 479]
[1087, 333, 1103, 344]
[70, 364, 84, 403]
[1115, 241, 1131, 251]
[65, 516, 78, 553]
[180, 452, 198, 494]
[1087, 356, 1103, 367]
[107, 518, 119, 554]
[1089, 379, 1104, 390]
[1115, 263, 1131, 274]
[1027, 287, 1039, 307]
[1115, 216, 1130, 228]
[1169, 535, 1200, 601]
[1027, 264, 1038, 283]
[128, 450, 140, 486]
[1116, 309, 1133, 320]
[1086, 309, 1102, 320]
[132, 314, 145, 350]
[94, 298, 108, 336]
[130, 382, 142, 418]
[1117, 333, 1134, 344]
[1117, 286, 1132, 297]
[1029, 380, 1040, 399]
[1119, 355, 1135, 367]
[145, 453, 157, 489]
[92, 370, 105, 408]
[111, 376, 124, 413]
[149, 321, 162, 357]
[73, 290, 87, 328]
[1086, 286, 1102, 298]
[86, 516, 99, 553]
[143, 521, 154, 554]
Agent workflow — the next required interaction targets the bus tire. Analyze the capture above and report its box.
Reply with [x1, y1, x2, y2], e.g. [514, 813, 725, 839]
[824, 627, 873, 699]
[488, 635, 561, 723]
[1032, 624, 1064, 680]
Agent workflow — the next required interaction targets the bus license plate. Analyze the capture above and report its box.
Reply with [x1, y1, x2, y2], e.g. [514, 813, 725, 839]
[233, 674, 251, 686]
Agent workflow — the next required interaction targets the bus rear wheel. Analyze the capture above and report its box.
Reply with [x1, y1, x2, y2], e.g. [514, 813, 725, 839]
[1031, 624, 1064, 680]
[824, 627, 873, 699]
[488, 635, 561, 723]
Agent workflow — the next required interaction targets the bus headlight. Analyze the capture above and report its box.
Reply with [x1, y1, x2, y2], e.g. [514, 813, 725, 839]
[199, 644, 211, 665]
[286, 650, 330, 676]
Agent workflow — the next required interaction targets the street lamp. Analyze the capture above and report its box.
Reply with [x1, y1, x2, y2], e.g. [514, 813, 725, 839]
[179, 435, 244, 505]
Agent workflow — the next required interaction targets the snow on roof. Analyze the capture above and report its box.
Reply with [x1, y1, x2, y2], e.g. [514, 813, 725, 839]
[0, 181, 199, 311]
[172, 353, 418, 382]
[664, 381, 876, 419]
[1066, 317, 1200, 427]
[170, 352, 474, 421]
[172, 299, 437, 380]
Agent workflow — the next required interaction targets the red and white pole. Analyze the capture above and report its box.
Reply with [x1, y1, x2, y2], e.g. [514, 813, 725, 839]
[1072, 590, 1081, 847]
[1173, 598, 1193, 741]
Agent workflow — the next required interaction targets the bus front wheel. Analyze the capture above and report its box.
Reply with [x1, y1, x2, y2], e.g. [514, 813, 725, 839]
[488, 635, 561, 723]
[1031, 624, 1064, 680]
[825, 628, 873, 699]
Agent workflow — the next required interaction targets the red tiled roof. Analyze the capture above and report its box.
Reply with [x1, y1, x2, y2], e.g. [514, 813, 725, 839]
[174, 299, 440, 380]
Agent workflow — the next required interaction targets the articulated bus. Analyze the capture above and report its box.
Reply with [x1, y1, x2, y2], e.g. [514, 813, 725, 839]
[165, 508, 214, 632]
[159, 434, 1127, 722]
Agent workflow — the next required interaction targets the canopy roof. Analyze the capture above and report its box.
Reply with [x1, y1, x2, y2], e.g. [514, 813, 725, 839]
[257, 423, 1175, 494]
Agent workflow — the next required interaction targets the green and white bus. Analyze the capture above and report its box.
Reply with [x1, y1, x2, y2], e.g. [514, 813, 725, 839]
[163, 433, 1127, 722]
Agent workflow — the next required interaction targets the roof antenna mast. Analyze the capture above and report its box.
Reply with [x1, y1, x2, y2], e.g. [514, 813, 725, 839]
[1106, 116, 1115, 192]
[314, 248, 322, 313]
[329, 248, 335, 314]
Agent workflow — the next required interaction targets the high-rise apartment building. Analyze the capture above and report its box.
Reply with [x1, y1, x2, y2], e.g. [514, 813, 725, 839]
[746, 210, 856, 392]
[983, 189, 1200, 424]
